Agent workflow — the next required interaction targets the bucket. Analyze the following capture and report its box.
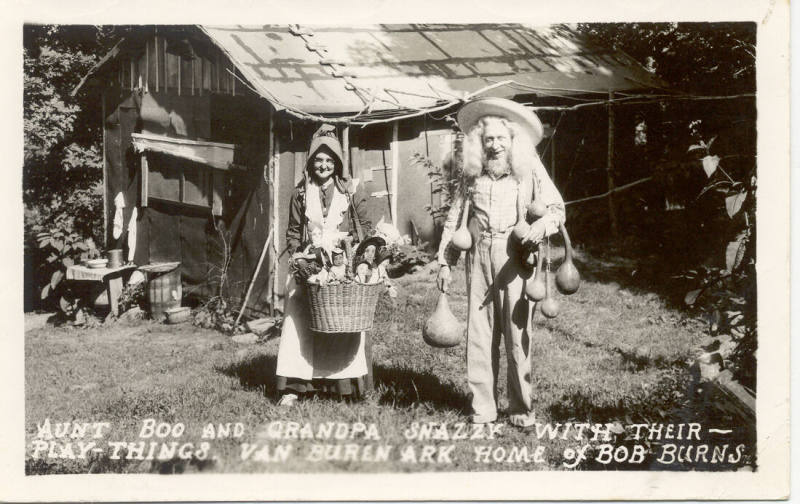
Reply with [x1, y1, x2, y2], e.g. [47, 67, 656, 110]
[107, 249, 123, 269]
[139, 262, 182, 320]
[165, 306, 191, 324]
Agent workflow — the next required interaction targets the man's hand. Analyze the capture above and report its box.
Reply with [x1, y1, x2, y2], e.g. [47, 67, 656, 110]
[521, 219, 546, 245]
[437, 265, 451, 293]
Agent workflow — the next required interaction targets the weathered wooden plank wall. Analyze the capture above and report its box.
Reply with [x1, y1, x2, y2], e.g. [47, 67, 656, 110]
[103, 30, 272, 314]
[111, 28, 253, 99]
[100, 27, 473, 314]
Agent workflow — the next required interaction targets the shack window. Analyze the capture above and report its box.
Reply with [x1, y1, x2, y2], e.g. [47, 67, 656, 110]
[147, 156, 181, 201]
[132, 132, 236, 216]
[146, 154, 216, 210]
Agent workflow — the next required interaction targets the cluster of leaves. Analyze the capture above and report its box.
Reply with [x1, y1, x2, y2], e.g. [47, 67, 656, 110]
[577, 22, 755, 95]
[117, 281, 146, 314]
[192, 296, 244, 335]
[32, 218, 100, 299]
[410, 150, 459, 222]
[386, 241, 432, 278]
[24, 25, 124, 309]
[680, 136, 756, 389]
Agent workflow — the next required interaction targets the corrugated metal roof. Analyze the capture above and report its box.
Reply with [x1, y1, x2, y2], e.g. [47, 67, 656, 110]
[200, 24, 665, 117]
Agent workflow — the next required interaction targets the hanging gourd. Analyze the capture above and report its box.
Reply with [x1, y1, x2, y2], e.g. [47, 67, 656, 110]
[526, 199, 547, 222]
[450, 132, 473, 252]
[525, 246, 546, 302]
[423, 292, 462, 348]
[540, 238, 560, 318]
[555, 222, 581, 295]
[451, 199, 473, 251]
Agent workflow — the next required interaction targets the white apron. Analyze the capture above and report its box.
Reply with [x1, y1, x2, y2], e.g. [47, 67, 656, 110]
[275, 181, 367, 380]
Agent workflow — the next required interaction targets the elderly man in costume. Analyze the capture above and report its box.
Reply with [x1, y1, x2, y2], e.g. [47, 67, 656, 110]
[275, 124, 372, 407]
[437, 98, 565, 427]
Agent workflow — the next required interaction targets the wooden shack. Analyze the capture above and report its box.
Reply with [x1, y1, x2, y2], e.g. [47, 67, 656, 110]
[73, 24, 662, 316]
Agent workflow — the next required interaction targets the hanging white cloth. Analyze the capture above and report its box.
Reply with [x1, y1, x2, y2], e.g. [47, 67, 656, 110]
[127, 207, 138, 263]
[112, 192, 126, 240]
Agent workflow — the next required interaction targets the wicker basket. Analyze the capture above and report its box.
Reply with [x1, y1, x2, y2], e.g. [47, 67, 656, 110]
[306, 281, 384, 333]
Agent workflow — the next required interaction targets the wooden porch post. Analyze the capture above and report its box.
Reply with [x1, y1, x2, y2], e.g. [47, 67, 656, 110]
[102, 88, 108, 248]
[390, 122, 399, 224]
[342, 125, 350, 176]
[550, 127, 556, 182]
[607, 90, 619, 237]
[268, 107, 280, 316]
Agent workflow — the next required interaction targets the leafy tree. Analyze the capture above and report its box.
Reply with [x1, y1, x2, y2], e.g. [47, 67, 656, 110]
[23, 25, 122, 309]
[578, 22, 755, 95]
[577, 23, 757, 388]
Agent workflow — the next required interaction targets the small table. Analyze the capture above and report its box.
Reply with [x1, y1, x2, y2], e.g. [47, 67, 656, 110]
[66, 264, 137, 316]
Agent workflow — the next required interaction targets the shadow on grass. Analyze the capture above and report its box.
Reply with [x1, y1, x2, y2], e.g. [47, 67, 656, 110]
[572, 253, 691, 309]
[545, 318, 687, 370]
[546, 368, 691, 425]
[373, 363, 470, 413]
[213, 351, 470, 413]
[215, 354, 277, 397]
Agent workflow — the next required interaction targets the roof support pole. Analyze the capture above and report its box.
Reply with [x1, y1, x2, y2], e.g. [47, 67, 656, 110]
[102, 88, 108, 248]
[154, 32, 159, 92]
[390, 121, 399, 225]
[606, 90, 618, 237]
[269, 108, 280, 316]
[342, 125, 350, 176]
[550, 125, 557, 182]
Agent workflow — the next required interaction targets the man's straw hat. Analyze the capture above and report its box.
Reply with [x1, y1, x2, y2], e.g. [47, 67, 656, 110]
[457, 97, 544, 146]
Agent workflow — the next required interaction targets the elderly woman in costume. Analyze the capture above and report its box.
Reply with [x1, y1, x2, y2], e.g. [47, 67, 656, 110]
[436, 98, 565, 428]
[276, 124, 371, 407]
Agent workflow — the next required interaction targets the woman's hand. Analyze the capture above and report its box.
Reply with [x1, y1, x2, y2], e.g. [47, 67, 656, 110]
[437, 265, 451, 293]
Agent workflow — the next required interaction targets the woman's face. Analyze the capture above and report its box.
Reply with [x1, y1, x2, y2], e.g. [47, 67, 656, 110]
[312, 151, 336, 184]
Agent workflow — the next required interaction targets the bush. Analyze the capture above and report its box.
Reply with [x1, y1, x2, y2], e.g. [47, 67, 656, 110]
[386, 242, 432, 278]
[118, 281, 146, 314]
[192, 296, 243, 335]
[24, 25, 107, 311]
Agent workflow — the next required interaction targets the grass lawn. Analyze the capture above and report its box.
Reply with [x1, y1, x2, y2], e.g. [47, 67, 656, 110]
[24, 247, 754, 474]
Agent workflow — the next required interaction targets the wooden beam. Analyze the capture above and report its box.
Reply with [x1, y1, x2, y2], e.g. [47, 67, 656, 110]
[102, 89, 108, 247]
[268, 108, 279, 315]
[155, 34, 159, 92]
[164, 38, 168, 93]
[390, 122, 399, 225]
[342, 125, 350, 176]
[550, 128, 556, 183]
[606, 90, 618, 236]
[215, 50, 220, 93]
[145, 34, 149, 92]
[140, 154, 149, 207]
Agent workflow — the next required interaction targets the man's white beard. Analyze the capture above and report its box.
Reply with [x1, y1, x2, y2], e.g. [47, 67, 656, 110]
[484, 156, 510, 178]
